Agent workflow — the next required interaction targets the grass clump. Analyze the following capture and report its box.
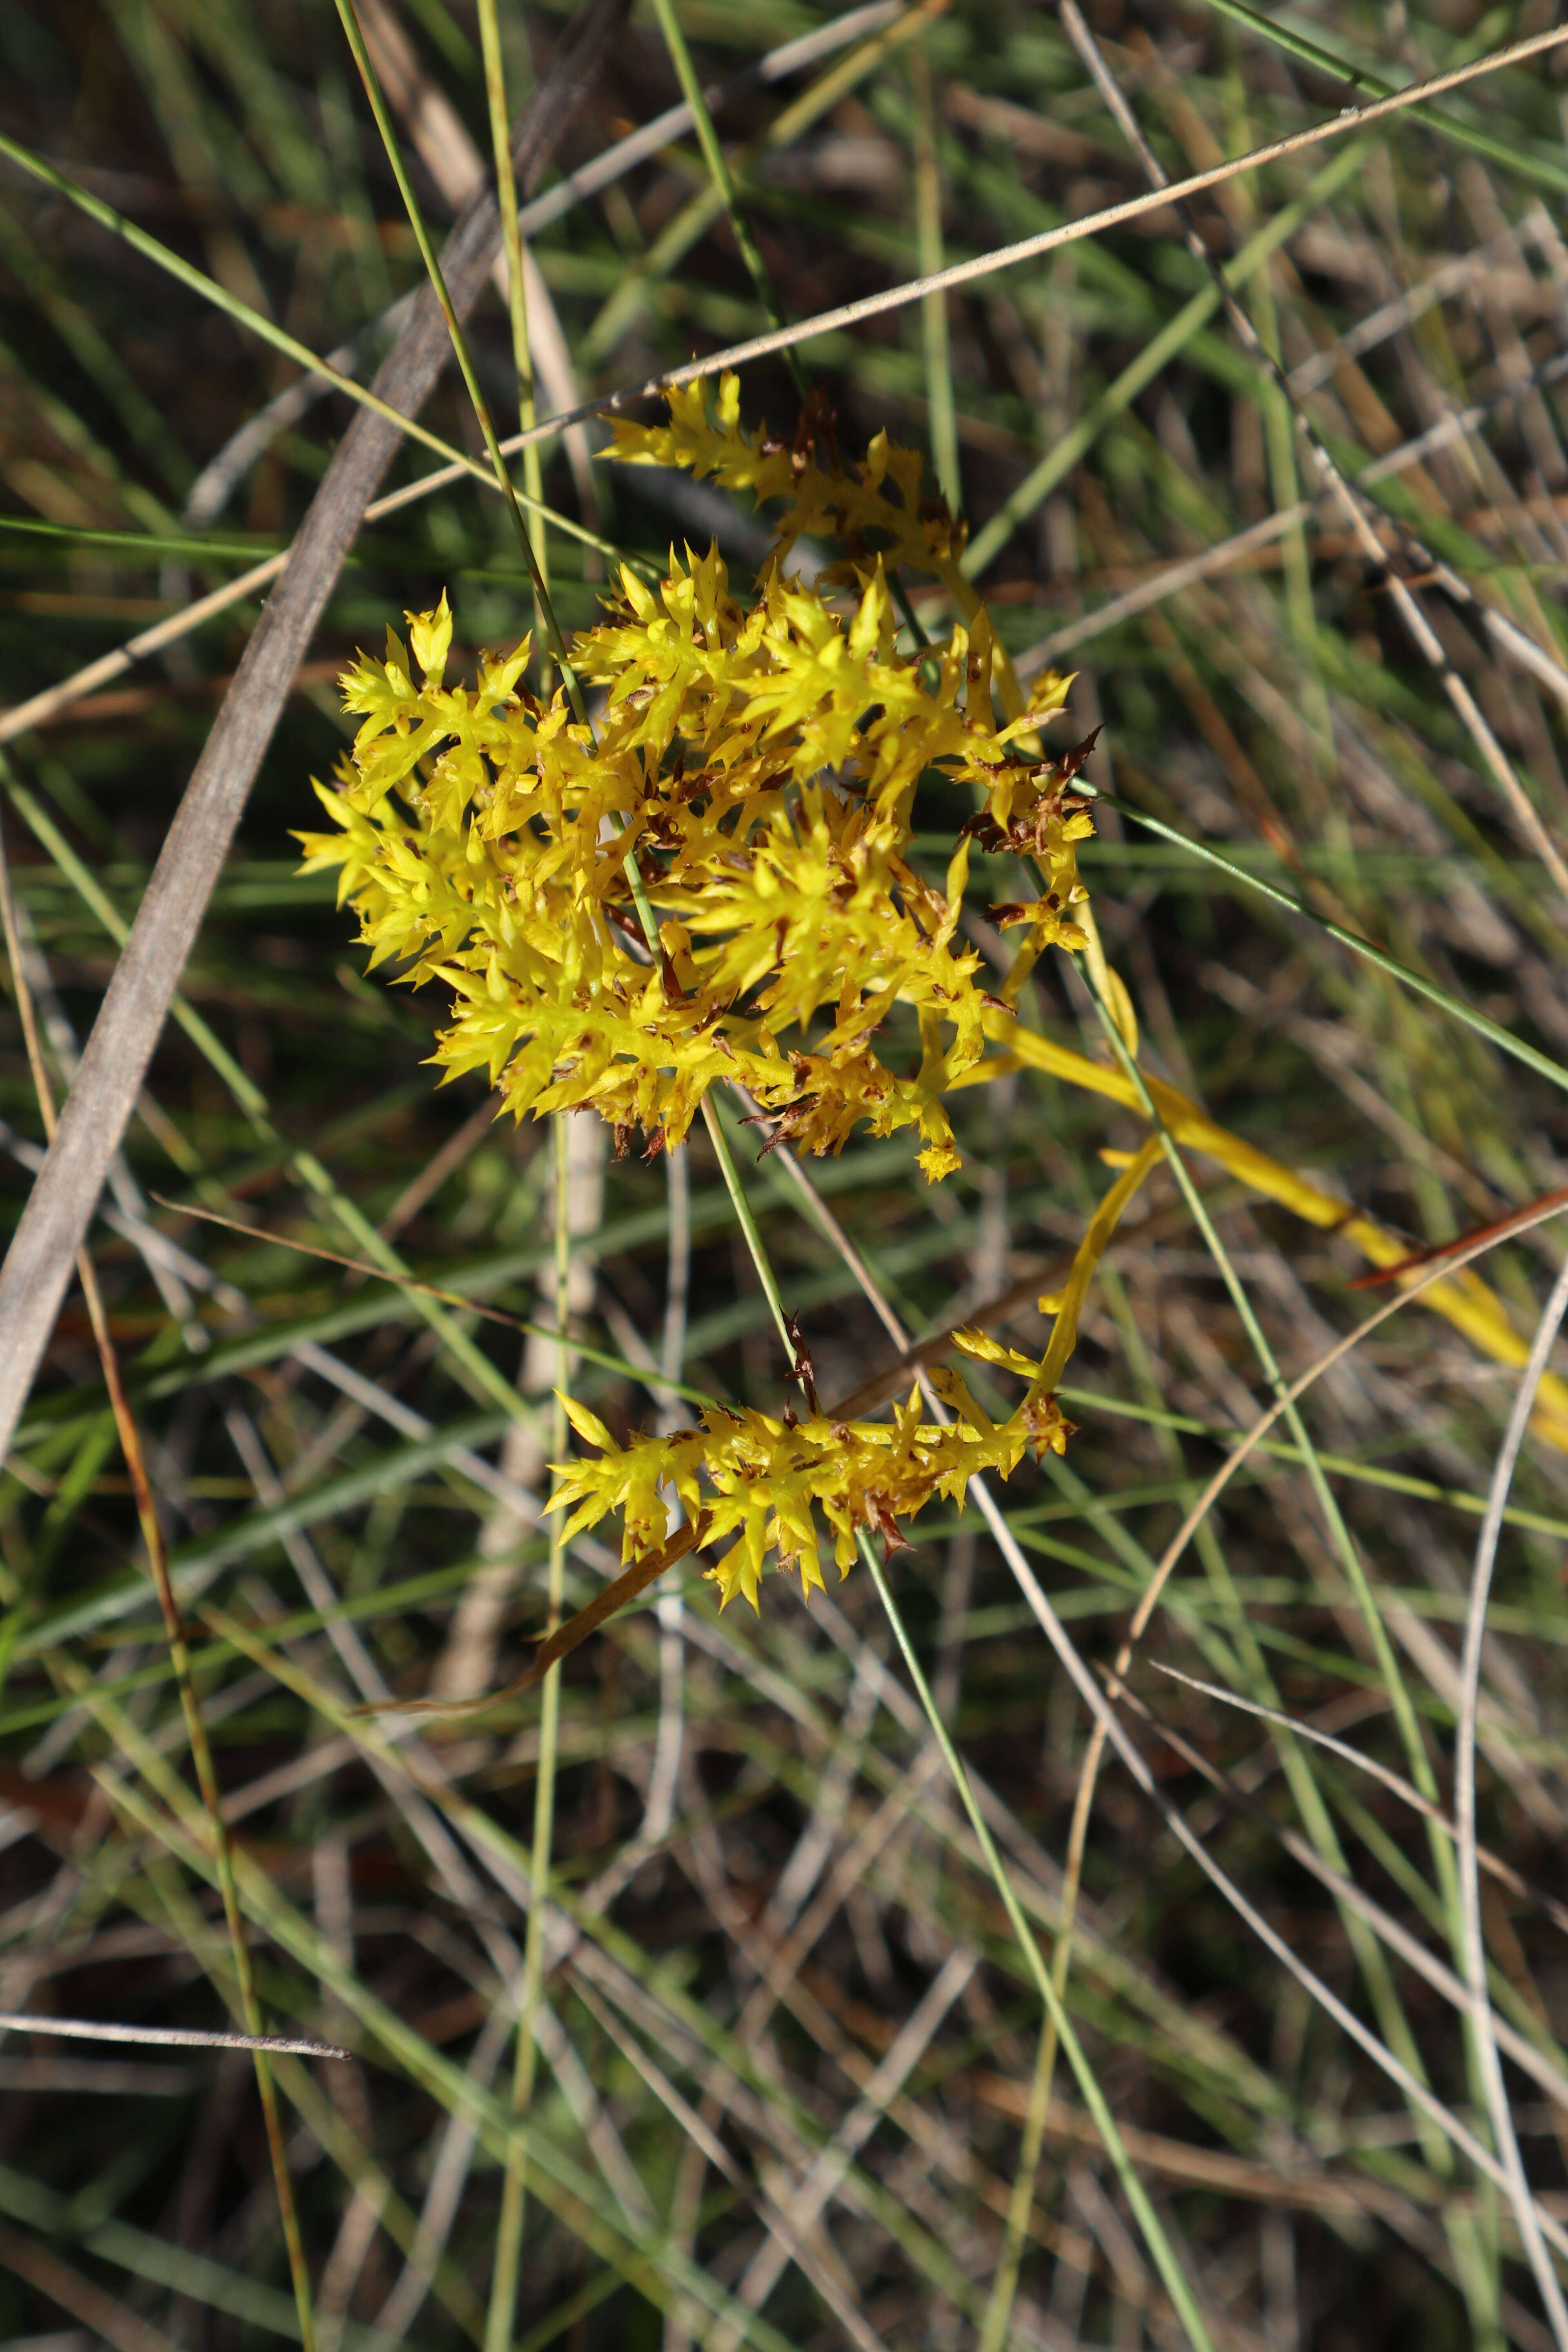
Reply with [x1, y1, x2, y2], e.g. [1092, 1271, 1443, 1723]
[7, 4, 1568, 2348]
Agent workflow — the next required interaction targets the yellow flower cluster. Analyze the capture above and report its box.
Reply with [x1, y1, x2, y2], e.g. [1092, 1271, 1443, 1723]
[300, 376, 1114, 1606]
[609, 373, 966, 595]
[297, 376, 1092, 1183]
[552, 1337, 1073, 1610]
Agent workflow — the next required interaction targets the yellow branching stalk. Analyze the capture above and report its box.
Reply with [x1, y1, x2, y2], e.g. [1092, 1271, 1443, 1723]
[608, 371, 962, 592]
[971, 1012, 1568, 1454]
[295, 378, 1109, 1602]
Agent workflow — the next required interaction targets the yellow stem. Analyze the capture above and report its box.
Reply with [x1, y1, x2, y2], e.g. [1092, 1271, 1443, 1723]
[971, 1008, 1568, 1452]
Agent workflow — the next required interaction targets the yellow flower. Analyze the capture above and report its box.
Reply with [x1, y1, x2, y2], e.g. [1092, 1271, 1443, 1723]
[549, 1378, 1072, 1613]
[544, 1131, 1161, 1613]
[298, 505, 1087, 1176]
[301, 381, 1125, 1599]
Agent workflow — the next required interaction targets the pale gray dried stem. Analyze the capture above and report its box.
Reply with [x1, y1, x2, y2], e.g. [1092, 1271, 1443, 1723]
[535, 1991, 658, 2221]
[180, 294, 416, 532]
[228, 1737, 354, 1827]
[0, 0, 630, 1465]
[1455, 1249, 1568, 2347]
[377, 1097, 499, 1242]
[707, 1947, 978, 2352]
[0, 2013, 345, 2058]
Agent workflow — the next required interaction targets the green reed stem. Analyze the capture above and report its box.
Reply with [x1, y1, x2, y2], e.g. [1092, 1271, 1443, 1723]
[857, 1530, 1216, 2352]
[475, 0, 550, 670]
[646, 0, 808, 399]
[331, 0, 588, 723]
[486, 1115, 571, 2352]
[701, 1093, 795, 1363]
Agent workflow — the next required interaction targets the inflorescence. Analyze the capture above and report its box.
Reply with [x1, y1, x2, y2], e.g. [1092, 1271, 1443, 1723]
[299, 374, 1120, 1606]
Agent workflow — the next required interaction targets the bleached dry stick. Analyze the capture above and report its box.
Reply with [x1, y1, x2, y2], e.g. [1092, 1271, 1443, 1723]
[0, 2011, 347, 2058]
